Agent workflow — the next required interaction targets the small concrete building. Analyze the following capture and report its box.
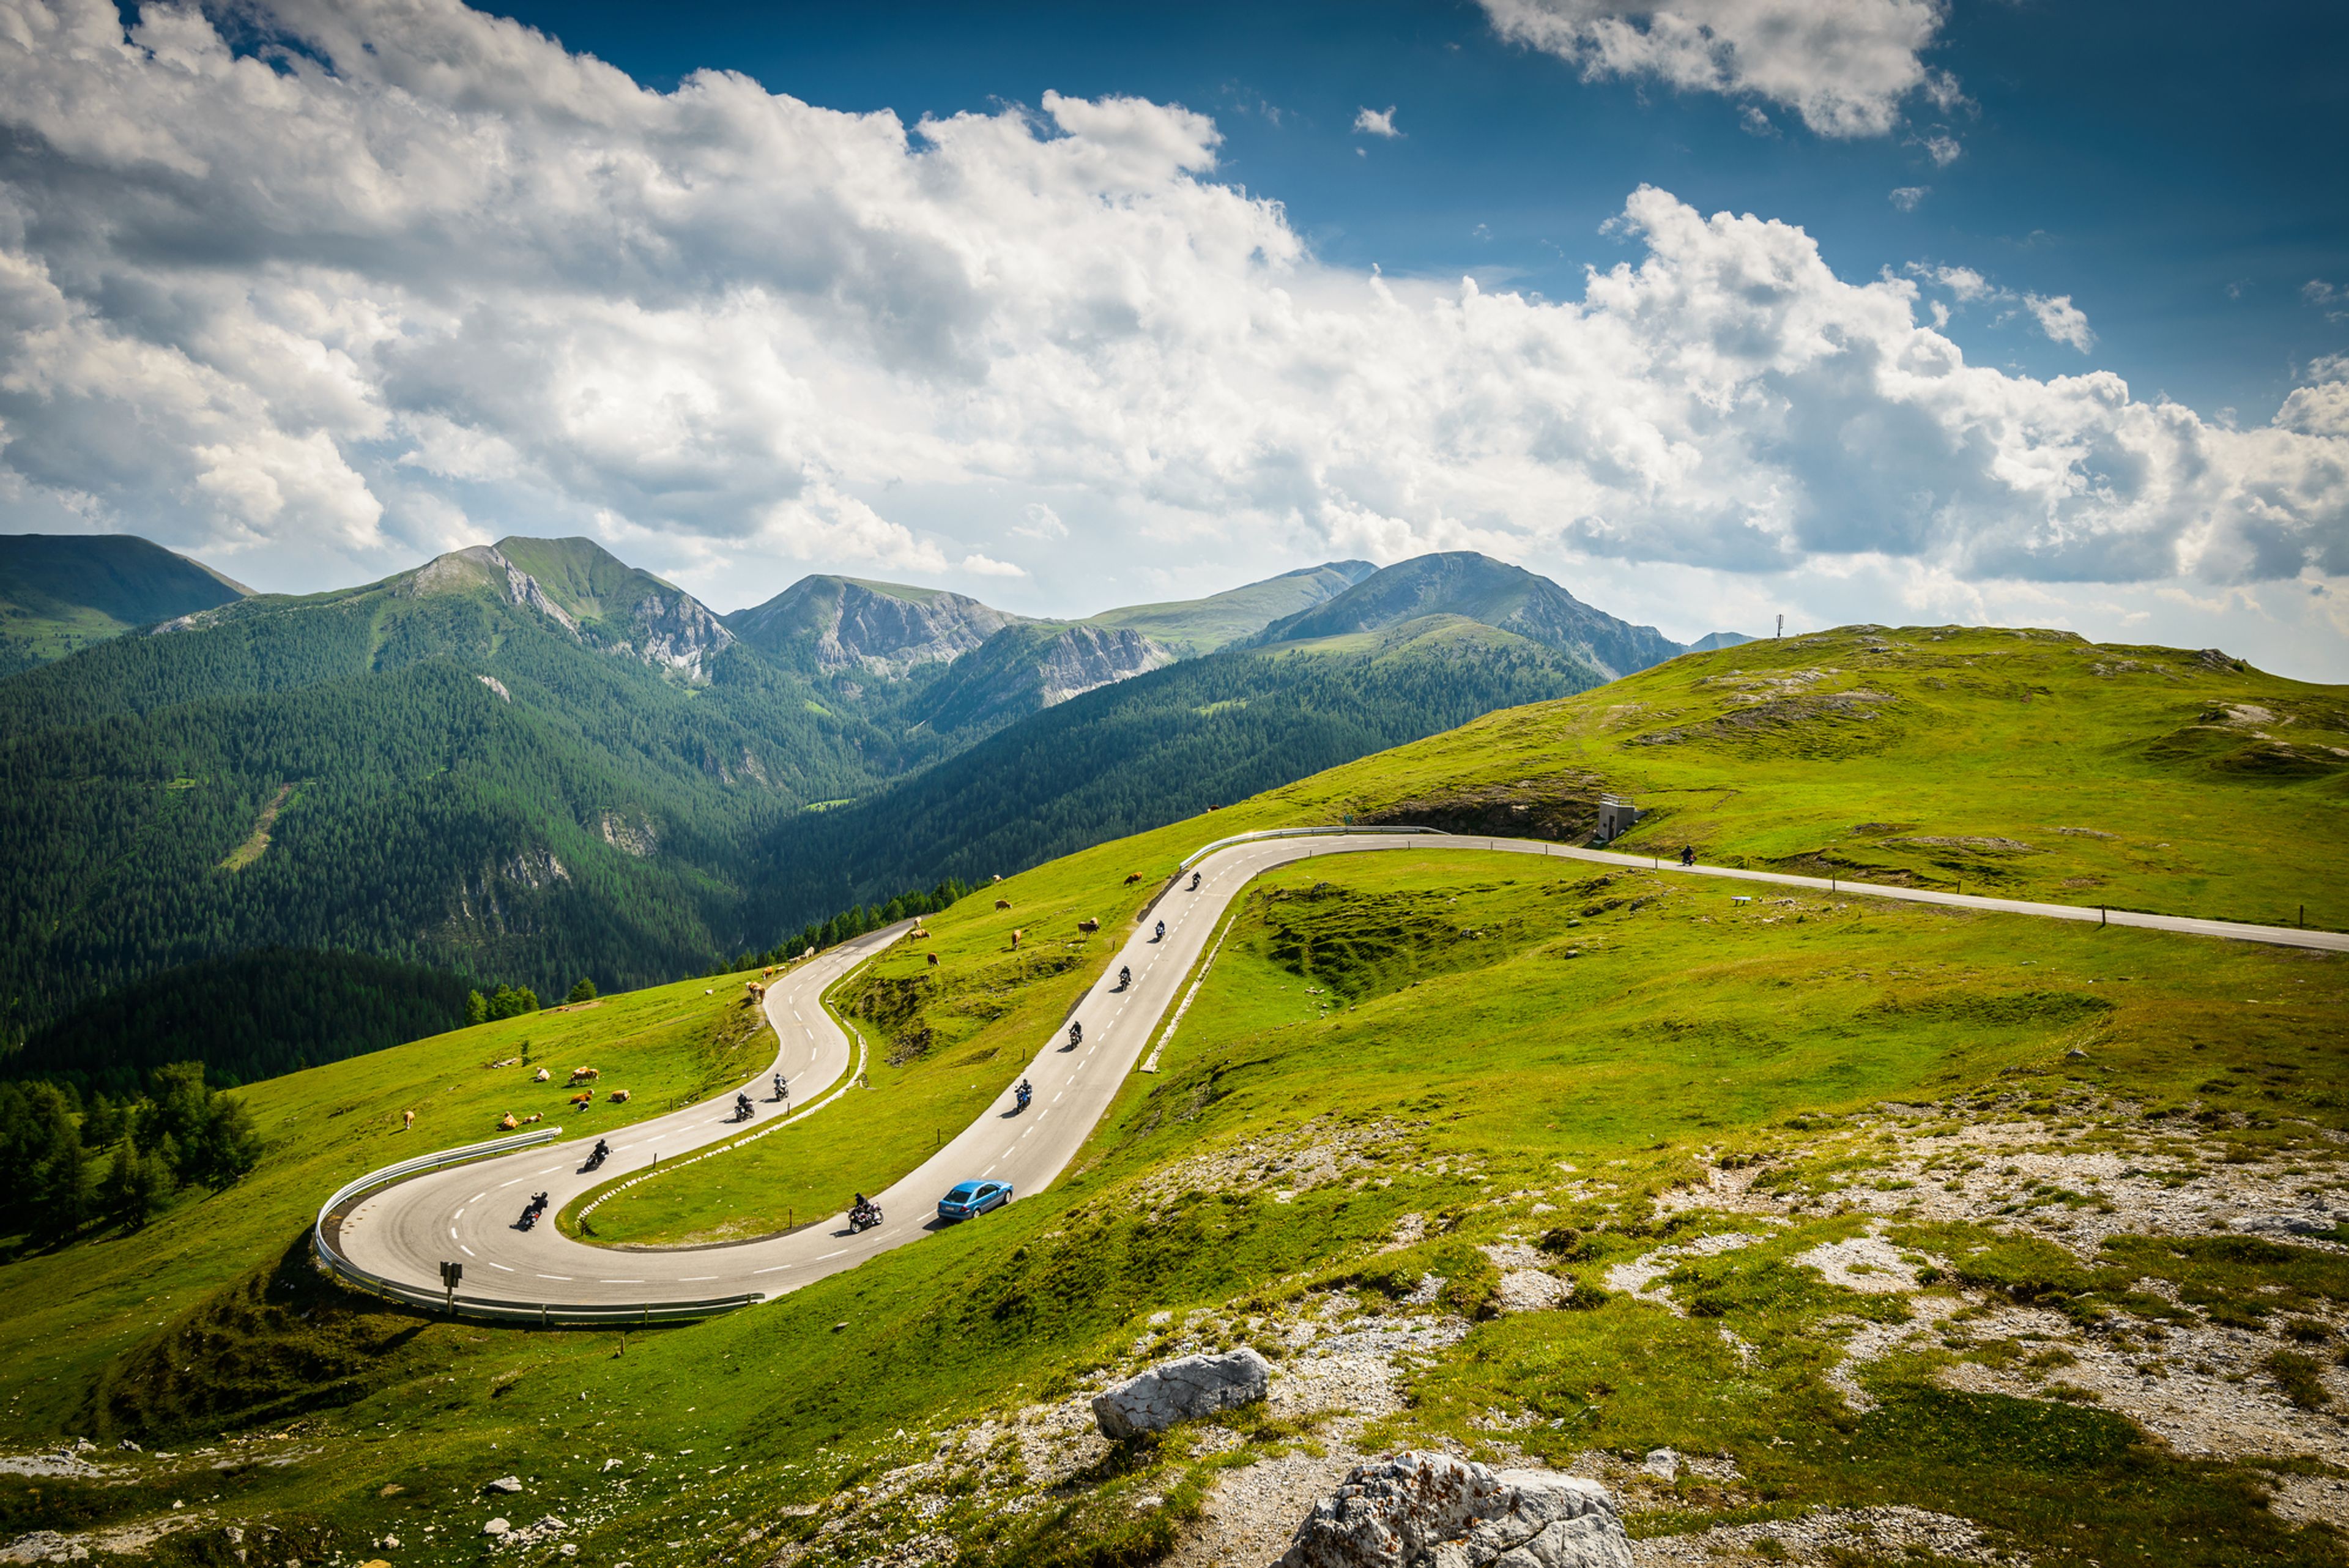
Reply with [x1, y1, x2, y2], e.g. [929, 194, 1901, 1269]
[1595, 793, 1638, 843]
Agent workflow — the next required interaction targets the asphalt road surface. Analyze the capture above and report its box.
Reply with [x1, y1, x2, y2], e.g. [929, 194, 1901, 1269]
[333, 831, 2345, 1312]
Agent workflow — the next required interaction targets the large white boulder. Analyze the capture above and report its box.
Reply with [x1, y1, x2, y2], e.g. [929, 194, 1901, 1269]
[1090, 1347, 1271, 1438]
[1279, 1452, 1630, 1568]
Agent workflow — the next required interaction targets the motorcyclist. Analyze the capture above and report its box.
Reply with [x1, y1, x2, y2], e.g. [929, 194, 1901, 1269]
[1015, 1077, 1033, 1109]
[1189, 871, 1201, 891]
[590, 1137, 609, 1164]
[1067, 1020, 1083, 1049]
[1154, 920, 1165, 942]
[735, 1091, 753, 1120]
[773, 1072, 787, 1101]
[1118, 964, 1131, 989]
[1680, 844, 1695, 867]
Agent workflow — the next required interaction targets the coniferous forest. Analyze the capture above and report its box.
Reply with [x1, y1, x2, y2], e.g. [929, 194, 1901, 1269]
[0, 538, 1622, 1095]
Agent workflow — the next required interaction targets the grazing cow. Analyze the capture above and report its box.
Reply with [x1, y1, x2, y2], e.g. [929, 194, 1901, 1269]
[1124, 872, 1143, 885]
[1009, 928, 1025, 950]
[926, 951, 940, 967]
[568, 1066, 600, 1084]
[401, 1109, 415, 1132]
[995, 897, 1011, 910]
[803, 946, 815, 960]
[746, 981, 766, 1000]
[1078, 917, 1100, 933]
[498, 1112, 519, 1130]
[911, 927, 929, 940]
[570, 1091, 592, 1108]
[609, 1088, 631, 1103]
[533, 1067, 551, 1082]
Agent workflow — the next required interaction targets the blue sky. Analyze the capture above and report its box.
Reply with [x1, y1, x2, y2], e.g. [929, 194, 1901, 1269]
[504, 0, 2348, 419]
[4, 0, 2347, 674]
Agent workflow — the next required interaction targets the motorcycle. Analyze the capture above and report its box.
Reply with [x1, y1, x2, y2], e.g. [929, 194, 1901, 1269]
[1066, 1020, 1083, 1050]
[1152, 920, 1165, 942]
[1116, 964, 1132, 990]
[1189, 871, 1201, 891]
[518, 1191, 549, 1230]
[583, 1137, 610, 1172]
[1014, 1079, 1033, 1112]
[733, 1092, 755, 1123]
[773, 1073, 788, 1102]
[848, 1200, 883, 1233]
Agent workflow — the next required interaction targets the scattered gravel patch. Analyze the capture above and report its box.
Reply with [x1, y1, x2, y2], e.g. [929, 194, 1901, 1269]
[1629, 1504, 2020, 1566]
[2265, 1473, 2349, 1529]
[1936, 1304, 2349, 1468]
[1605, 1232, 1769, 1312]
[1789, 1231, 1924, 1293]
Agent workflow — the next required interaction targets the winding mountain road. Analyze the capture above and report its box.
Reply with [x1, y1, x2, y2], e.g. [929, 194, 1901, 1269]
[327, 831, 2346, 1318]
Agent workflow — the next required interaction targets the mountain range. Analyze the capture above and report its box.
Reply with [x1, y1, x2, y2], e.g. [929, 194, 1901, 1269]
[0, 530, 1742, 1076]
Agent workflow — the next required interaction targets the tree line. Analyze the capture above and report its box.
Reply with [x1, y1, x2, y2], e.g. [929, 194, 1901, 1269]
[0, 1063, 262, 1244]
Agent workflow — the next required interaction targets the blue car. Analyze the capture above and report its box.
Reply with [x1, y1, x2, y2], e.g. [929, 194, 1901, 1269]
[938, 1179, 1012, 1221]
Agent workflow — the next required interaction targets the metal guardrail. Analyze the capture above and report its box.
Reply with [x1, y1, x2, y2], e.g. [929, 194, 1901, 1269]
[311, 1127, 760, 1325]
[1178, 824, 1447, 871]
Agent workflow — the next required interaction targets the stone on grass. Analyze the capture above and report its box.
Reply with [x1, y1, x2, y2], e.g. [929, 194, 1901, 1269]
[1279, 1451, 1630, 1568]
[483, 1519, 511, 1537]
[485, 1476, 523, 1494]
[1091, 1348, 1270, 1439]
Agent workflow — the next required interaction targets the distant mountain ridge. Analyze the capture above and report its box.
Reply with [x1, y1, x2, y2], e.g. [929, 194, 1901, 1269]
[0, 533, 251, 674]
[1086, 562, 1376, 654]
[1252, 552, 1683, 678]
[0, 529, 1730, 1067]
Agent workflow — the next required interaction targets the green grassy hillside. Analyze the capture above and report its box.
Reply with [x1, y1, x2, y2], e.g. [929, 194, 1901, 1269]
[0, 533, 250, 674]
[1, 830, 2340, 1568]
[1250, 623, 2349, 931]
[1088, 561, 1376, 655]
[1253, 551, 1684, 678]
[0, 972, 776, 1433]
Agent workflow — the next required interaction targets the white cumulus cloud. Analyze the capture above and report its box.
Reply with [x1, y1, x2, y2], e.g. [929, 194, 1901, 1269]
[1888, 186, 1928, 211]
[0, 0, 2339, 634]
[2025, 292, 2096, 352]
[1480, 0, 1954, 137]
[1354, 105, 1401, 138]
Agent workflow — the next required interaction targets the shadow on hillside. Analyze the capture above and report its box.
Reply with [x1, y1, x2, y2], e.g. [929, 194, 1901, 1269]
[79, 1230, 436, 1443]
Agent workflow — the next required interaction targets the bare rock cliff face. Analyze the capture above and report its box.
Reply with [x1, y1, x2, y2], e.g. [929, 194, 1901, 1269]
[1034, 623, 1176, 706]
[601, 589, 733, 682]
[402, 545, 733, 682]
[817, 582, 1022, 677]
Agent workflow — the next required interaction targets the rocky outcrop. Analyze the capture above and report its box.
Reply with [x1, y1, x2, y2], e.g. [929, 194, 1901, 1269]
[1279, 1452, 1628, 1568]
[726, 576, 1024, 678]
[1091, 1348, 1269, 1438]
[404, 544, 734, 682]
[1034, 623, 1176, 706]
[597, 589, 733, 681]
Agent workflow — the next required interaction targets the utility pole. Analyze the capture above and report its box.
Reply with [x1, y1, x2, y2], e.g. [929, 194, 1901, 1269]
[1776, 613, 1784, 639]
